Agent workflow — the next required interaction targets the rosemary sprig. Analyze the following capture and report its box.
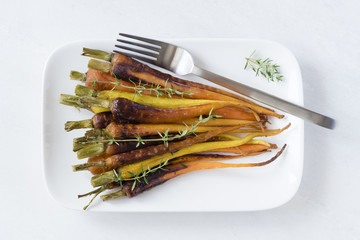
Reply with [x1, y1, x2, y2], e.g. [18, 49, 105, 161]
[113, 158, 169, 191]
[101, 108, 222, 147]
[244, 50, 283, 82]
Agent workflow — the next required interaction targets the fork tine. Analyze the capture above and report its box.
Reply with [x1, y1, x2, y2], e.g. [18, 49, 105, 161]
[117, 39, 160, 52]
[113, 50, 157, 65]
[115, 44, 159, 58]
[119, 33, 166, 47]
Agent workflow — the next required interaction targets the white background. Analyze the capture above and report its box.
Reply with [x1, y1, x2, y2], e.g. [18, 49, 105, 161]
[1, 0, 359, 239]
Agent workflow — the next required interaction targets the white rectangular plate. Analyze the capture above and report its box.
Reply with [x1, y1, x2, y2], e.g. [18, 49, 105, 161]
[42, 39, 304, 212]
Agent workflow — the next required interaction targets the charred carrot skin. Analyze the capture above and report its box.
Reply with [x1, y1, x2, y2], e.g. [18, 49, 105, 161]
[99, 164, 188, 199]
[122, 164, 187, 198]
[105, 138, 165, 155]
[110, 98, 237, 124]
[112, 62, 237, 101]
[91, 112, 113, 129]
[111, 54, 231, 99]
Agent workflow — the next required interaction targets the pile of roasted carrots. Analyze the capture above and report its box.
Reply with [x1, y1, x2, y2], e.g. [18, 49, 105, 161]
[60, 48, 289, 210]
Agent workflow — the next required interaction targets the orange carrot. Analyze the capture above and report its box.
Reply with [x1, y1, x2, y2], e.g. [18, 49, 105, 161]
[84, 69, 182, 98]
[85, 69, 135, 92]
[214, 107, 259, 121]
[87, 153, 112, 175]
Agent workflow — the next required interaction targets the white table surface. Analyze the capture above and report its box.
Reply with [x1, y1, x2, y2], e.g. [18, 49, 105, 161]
[1, 0, 359, 239]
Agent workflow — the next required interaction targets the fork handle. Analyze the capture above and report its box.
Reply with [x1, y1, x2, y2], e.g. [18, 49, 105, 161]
[191, 66, 335, 129]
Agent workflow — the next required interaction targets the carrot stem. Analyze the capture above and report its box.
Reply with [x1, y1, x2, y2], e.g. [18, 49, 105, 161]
[70, 71, 86, 81]
[82, 48, 114, 61]
[65, 119, 93, 131]
[73, 161, 106, 172]
[88, 59, 112, 73]
[77, 143, 105, 159]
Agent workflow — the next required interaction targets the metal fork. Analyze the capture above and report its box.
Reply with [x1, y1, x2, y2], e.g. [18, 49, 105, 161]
[115, 33, 335, 129]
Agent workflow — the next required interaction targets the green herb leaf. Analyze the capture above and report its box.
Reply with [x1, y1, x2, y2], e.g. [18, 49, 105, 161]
[131, 181, 137, 191]
[244, 50, 284, 82]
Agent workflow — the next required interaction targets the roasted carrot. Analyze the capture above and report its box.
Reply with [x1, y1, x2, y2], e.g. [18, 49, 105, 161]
[90, 124, 289, 187]
[75, 131, 272, 159]
[74, 132, 178, 158]
[104, 121, 261, 139]
[72, 85, 266, 121]
[104, 122, 217, 138]
[75, 84, 231, 108]
[101, 144, 286, 200]
[74, 124, 251, 174]
[73, 122, 279, 158]
[87, 153, 111, 175]
[71, 69, 138, 93]
[104, 138, 166, 155]
[83, 49, 283, 118]
[71, 70, 186, 99]
[66, 107, 263, 132]
[74, 125, 277, 159]
[85, 51, 238, 102]
[210, 143, 277, 155]
[60, 94, 242, 123]
[113, 63, 237, 101]
[110, 98, 239, 124]
[214, 107, 262, 121]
